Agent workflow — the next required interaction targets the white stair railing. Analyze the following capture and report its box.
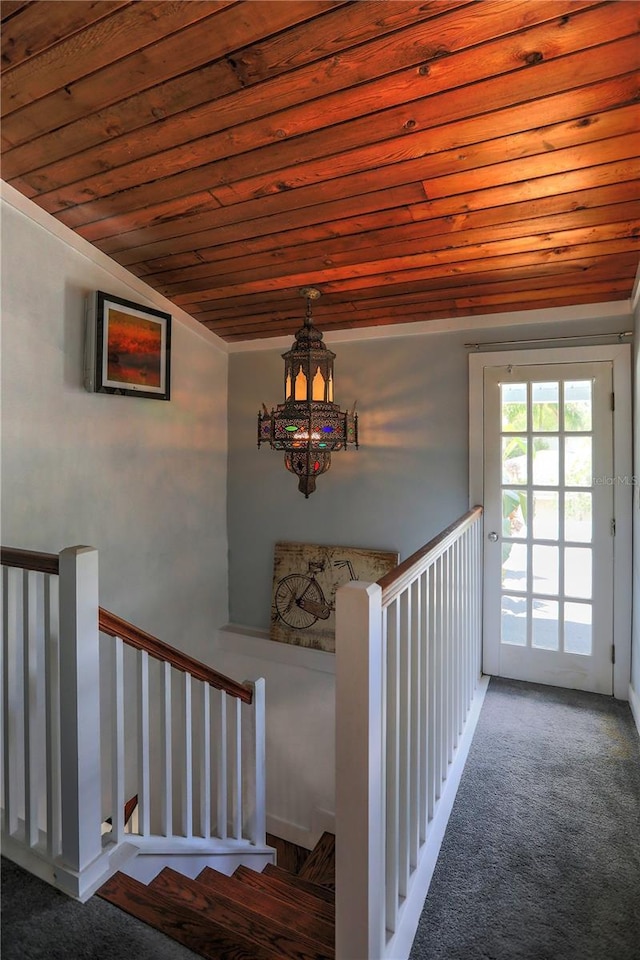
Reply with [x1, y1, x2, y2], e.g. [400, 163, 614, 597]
[335, 507, 487, 960]
[1, 545, 268, 901]
[100, 611, 267, 854]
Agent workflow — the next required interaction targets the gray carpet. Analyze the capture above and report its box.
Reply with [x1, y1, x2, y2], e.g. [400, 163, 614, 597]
[1, 858, 199, 960]
[410, 677, 640, 960]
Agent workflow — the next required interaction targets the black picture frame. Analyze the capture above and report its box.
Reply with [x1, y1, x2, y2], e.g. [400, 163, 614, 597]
[93, 291, 171, 400]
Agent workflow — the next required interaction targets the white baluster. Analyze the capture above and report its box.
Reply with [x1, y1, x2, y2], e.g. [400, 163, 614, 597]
[44, 574, 61, 858]
[232, 696, 242, 839]
[200, 682, 211, 838]
[409, 577, 421, 866]
[182, 672, 193, 838]
[385, 599, 399, 931]
[216, 689, 227, 839]
[110, 638, 125, 842]
[419, 569, 429, 843]
[160, 660, 172, 836]
[398, 588, 410, 898]
[427, 561, 437, 822]
[137, 650, 150, 837]
[2, 566, 20, 836]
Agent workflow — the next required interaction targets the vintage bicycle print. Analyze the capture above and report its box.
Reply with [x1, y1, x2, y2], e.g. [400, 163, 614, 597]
[270, 541, 399, 652]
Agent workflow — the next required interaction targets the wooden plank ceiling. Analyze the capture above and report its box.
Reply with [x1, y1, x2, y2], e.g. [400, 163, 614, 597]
[1, 0, 638, 342]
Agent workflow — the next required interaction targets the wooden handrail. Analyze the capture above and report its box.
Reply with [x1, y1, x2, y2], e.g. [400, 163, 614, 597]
[378, 506, 483, 603]
[1, 546, 60, 575]
[99, 608, 252, 704]
[1, 545, 252, 704]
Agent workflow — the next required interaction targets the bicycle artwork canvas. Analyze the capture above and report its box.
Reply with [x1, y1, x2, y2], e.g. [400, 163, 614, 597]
[270, 540, 399, 652]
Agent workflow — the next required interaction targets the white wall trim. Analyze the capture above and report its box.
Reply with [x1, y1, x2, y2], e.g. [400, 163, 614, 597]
[1, 180, 227, 353]
[470, 344, 633, 700]
[216, 624, 336, 675]
[629, 684, 640, 739]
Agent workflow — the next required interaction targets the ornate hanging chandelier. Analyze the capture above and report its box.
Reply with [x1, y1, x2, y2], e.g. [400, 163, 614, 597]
[258, 287, 358, 497]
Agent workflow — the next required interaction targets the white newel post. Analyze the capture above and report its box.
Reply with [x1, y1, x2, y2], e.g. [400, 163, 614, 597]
[242, 678, 266, 846]
[58, 546, 103, 878]
[336, 581, 386, 960]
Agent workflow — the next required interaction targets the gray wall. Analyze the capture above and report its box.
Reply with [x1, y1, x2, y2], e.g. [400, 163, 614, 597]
[1, 195, 230, 662]
[228, 312, 630, 631]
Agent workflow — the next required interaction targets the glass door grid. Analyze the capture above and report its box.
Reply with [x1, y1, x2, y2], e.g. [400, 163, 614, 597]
[500, 378, 594, 656]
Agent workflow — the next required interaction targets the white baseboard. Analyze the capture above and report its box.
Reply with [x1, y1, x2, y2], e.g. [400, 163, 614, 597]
[629, 683, 640, 739]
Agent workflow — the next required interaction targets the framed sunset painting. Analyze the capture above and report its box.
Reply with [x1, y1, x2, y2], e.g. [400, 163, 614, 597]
[94, 292, 171, 400]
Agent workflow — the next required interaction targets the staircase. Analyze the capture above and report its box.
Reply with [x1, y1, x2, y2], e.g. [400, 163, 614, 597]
[97, 832, 336, 960]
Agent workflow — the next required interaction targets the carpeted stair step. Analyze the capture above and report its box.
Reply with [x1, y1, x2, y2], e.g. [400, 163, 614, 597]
[197, 866, 334, 949]
[297, 831, 335, 890]
[150, 866, 333, 960]
[263, 862, 336, 904]
[97, 870, 280, 960]
[234, 864, 335, 921]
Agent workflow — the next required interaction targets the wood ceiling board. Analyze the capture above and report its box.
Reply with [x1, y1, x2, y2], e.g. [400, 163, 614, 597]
[140, 179, 640, 287]
[1, 0, 637, 342]
[150, 196, 640, 294]
[25, 13, 637, 218]
[0, 1, 130, 73]
[5, 0, 610, 191]
[0, 1, 333, 146]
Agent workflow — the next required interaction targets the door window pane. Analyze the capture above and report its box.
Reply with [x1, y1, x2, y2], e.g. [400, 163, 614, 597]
[532, 437, 558, 486]
[564, 380, 592, 432]
[565, 437, 592, 487]
[532, 382, 559, 431]
[532, 491, 558, 541]
[503, 490, 527, 540]
[564, 547, 592, 599]
[565, 492, 592, 543]
[564, 602, 592, 655]
[501, 383, 527, 431]
[501, 595, 527, 646]
[502, 542, 527, 592]
[502, 437, 527, 484]
[533, 545, 558, 595]
[532, 598, 559, 650]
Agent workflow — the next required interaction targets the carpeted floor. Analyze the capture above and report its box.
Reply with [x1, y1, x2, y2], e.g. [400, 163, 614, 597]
[0, 858, 199, 960]
[410, 677, 640, 960]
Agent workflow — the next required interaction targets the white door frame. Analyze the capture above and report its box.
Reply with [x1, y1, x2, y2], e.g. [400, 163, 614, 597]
[469, 344, 632, 699]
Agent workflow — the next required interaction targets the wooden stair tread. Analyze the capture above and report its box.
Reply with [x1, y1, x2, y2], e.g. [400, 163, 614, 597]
[150, 867, 333, 960]
[97, 870, 280, 960]
[234, 864, 335, 922]
[263, 862, 336, 904]
[195, 866, 334, 948]
[298, 832, 335, 889]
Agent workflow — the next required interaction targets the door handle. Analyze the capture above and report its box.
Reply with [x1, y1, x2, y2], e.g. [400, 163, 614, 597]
[488, 531, 499, 542]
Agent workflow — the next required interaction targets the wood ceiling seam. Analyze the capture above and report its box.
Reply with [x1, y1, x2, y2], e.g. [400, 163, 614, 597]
[3, 0, 611, 189]
[167, 224, 639, 307]
[0, 1, 225, 116]
[0, 0, 339, 147]
[0, 0, 456, 156]
[139, 179, 640, 285]
[17, 11, 638, 211]
[0, 1, 131, 74]
[146, 193, 640, 291]
[99, 155, 637, 263]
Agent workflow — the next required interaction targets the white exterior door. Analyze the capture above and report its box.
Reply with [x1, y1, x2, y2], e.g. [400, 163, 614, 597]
[483, 361, 615, 694]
